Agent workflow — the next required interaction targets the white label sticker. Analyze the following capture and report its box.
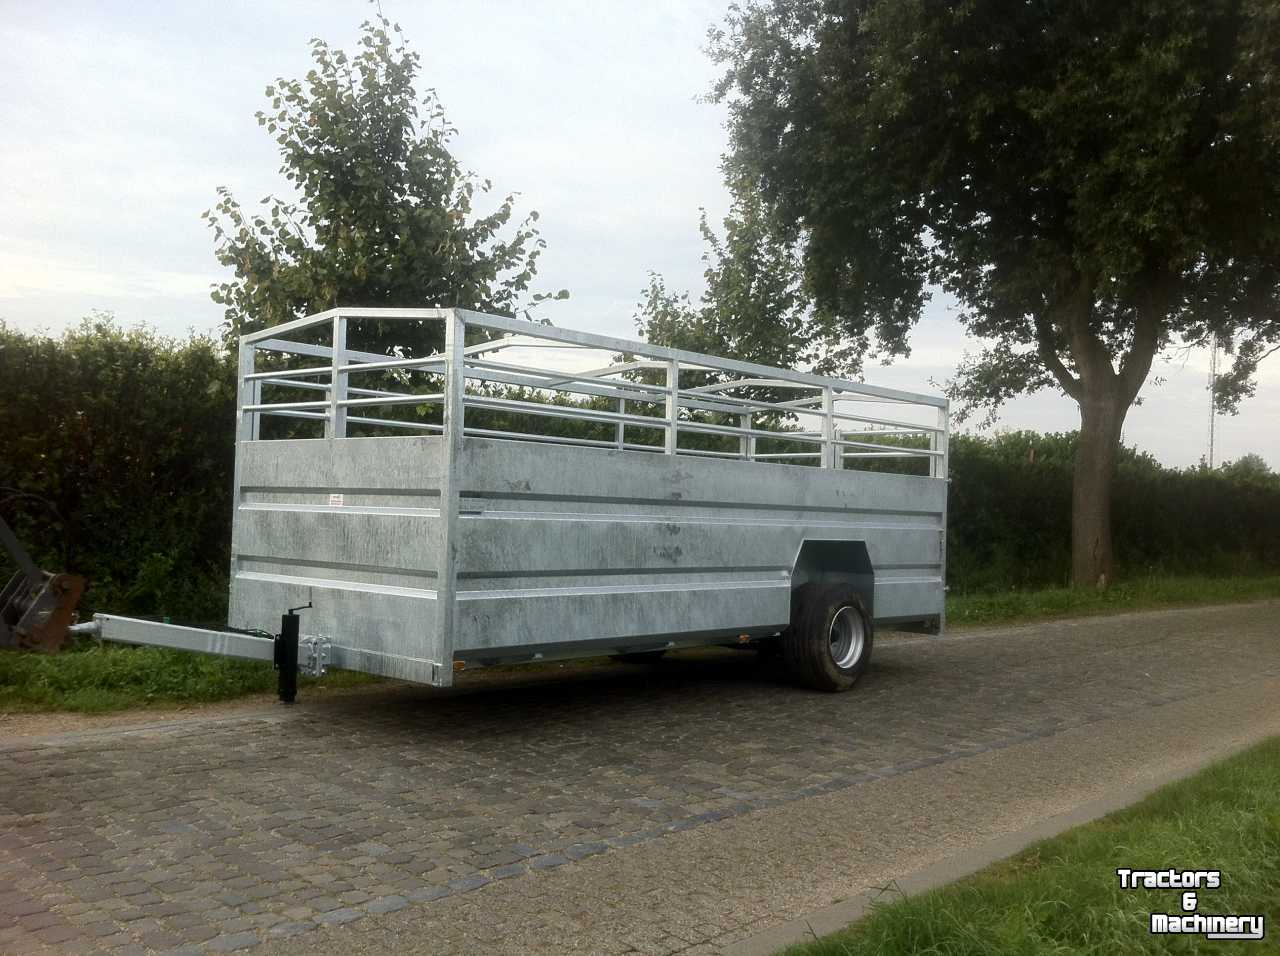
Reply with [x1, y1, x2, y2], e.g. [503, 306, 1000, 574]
[328, 493, 344, 507]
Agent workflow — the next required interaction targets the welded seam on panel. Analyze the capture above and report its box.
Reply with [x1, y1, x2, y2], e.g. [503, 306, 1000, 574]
[237, 554, 438, 580]
[239, 485, 442, 497]
[456, 579, 791, 601]
[460, 490, 942, 518]
[460, 511, 940, 531]
[237, 502, 442, 518]
[234, 571, 438, 599]
[455, 565, 789, 580]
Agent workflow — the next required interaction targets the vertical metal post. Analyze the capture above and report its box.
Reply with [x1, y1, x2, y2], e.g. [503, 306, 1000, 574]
[820, 387, 836, 468]
[327, 314, 348, 439]
[932, 401, 950, 635]
[664, 359, 679, 454]
[931, 403, 950, 479]
[443, 312, 466, 449]
[739, 412, 751, 460]
[230, 339, 256, 616]
[616, 397, 625, 450]
[434, 310, 466, 686]
[236, 342, 259, 444]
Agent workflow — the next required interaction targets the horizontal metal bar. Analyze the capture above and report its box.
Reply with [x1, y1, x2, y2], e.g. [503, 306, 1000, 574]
[466, 358, 669, 395]
[675, 388, 824, 418]
[338, 393, 444, 409]
[89, 614, 276, 662]
[830, 409, 942, 433]
[673, 446, 743, 459]
[333, 307, 451, 321]
[572, 360, 667, 378]
[841, 451, 928, 459]
[464, 395, 667, 428]
[838, 428, 931, 438]
[833, 438, 941, 457]
[260, 409, 328, 422]
[340, 355, 447, 374]
[243, 400, 331, 412]
[347, 415, 444, 432]
[685, 377, 819, 394]
[462, 427, 624, 449]
[260, 379, 402, 399]
[241, 309, 339, 345]
[460, 364, 665, 407]
[244, 365, 332, 382]
[678, 420, 825, 444]
[251, 337, 390, 365]
[752, 452, 821, 459]
[463, 362, 745, 416]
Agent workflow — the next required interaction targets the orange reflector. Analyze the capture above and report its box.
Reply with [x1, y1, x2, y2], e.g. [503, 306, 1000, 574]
[738, 634, 750, 643]
[453, 660, 466, 671]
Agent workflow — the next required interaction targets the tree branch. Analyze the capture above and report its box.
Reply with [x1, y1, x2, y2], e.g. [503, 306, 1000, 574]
[1118, 307, 1161, 406]
[1118, 275, 1168, 406]
[1062, 270, 1116, 391]
[1033, 311, 1082, 401]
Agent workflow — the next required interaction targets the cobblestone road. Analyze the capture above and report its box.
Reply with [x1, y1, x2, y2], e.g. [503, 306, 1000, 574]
[1, 601, 1278, 954]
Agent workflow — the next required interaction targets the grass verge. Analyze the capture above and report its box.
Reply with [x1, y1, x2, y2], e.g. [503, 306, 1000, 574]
[947, 573, 1280, 627]
[2, 574, 1276, 714]
[0, 638, 376, 714]
[779, 736, 1280, 956]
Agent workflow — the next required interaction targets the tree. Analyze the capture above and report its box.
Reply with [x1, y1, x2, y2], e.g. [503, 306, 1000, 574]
[1218, 452, 1277, 485]
[205, 14, 564, 356]
[708, 0, 1280, 586]
[637, 185, 861, 378]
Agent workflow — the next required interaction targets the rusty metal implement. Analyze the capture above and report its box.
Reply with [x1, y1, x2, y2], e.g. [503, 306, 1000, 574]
[0, 516, 85, 652]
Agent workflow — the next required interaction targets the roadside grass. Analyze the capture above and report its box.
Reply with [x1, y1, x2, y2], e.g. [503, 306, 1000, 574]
[779, 736, 1280, 956]
[947, 573, 1280, 627]
[0, 638, 375, 714]
[2, 573, 1276, 714]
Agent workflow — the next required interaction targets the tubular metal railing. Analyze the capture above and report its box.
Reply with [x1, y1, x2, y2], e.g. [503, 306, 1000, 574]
[237, 308, 950, 478]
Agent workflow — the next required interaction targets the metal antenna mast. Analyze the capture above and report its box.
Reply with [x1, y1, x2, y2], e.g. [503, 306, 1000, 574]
[1207, 336, 1219, 469]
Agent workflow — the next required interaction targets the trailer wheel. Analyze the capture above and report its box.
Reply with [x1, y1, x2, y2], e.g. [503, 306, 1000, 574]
[783, 584, 873, 692]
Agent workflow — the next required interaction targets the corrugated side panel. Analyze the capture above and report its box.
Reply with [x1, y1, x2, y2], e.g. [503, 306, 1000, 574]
[228, 436, 446, 682]
[452, 438, 946, 660]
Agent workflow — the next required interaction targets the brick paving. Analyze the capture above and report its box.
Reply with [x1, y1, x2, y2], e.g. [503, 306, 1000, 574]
[1, 601, 1277, 954]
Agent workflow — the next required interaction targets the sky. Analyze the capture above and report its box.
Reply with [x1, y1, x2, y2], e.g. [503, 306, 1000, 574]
[2, 0, 1276, 469]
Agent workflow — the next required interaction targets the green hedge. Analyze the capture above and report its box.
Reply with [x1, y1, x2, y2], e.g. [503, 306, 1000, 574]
[946, 432, 1280, 591]
[0, 318, 235, 622]
[1, 321, 1277, 622]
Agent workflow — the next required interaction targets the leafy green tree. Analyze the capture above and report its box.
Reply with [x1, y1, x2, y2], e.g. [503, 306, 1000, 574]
[1218, 452, 1277, 485]
[637, 186, 859, 377]
[708, 0, 1280, 586]
[205, 14, 564, 356]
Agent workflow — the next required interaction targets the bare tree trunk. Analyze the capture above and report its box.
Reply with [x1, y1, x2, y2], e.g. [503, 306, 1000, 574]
[1072, 393, 1126, 588]
[1036, 271, 1164, 590]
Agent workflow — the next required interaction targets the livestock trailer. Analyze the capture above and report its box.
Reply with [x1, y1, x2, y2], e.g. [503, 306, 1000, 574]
[72, 308, 949, 695]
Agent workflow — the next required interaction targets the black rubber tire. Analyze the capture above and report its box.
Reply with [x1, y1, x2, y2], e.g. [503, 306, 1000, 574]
[782, 583, 874, 692]
[610, 650, 667, 664]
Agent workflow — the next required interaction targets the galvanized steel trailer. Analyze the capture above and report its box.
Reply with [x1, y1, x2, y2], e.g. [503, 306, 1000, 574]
[75, 308, 949, 695]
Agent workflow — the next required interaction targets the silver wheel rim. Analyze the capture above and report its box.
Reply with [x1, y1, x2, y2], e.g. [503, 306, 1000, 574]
[828, 606, 865, 669]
